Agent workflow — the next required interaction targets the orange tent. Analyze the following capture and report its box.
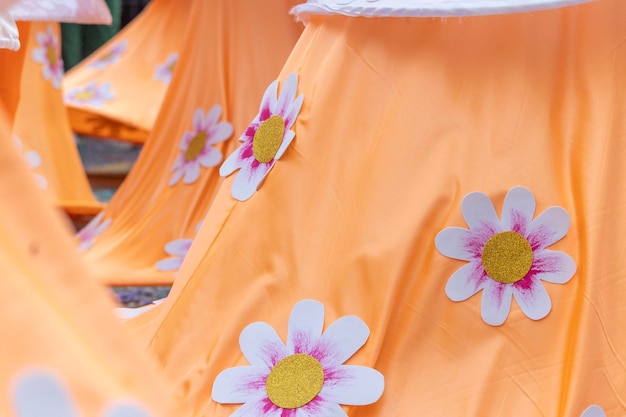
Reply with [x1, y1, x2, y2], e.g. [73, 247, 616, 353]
[13, 21, 102, 216]
[63, 0, 190, 143]
[78, 0, 302, 286]
[132, 0, 626, 416]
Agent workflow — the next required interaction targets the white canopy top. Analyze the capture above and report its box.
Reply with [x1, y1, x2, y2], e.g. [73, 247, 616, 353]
[292, 0, 595, 19]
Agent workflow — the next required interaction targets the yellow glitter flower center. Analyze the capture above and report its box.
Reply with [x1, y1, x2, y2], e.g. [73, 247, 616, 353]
[184, 131, 208, 162]
[46, 45, 58, 67]
[265, 353, 324, 409]
[98, 50, 114, 61]
[482, 231, 534, 284]
[73, 91, 95, 101]
[167, 61, 177, 72]
[253, 115, 285, 163]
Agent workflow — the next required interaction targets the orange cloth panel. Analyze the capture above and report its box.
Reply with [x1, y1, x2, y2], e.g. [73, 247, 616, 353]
[63, 0, 191, 143]
[79, 0, 302, 285]
[136, 1, 626, 415]
[13, 21, 102, 215]
[0, 21, 28, 126]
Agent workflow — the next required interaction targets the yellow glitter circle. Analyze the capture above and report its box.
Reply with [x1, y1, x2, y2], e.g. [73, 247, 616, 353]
[73, 91, 95, 100]
[482, 231, 533, 284]
[47, 46, 58, 67]
[265, 354, 324, 409]
[184, 131, 208, 162]
[252, 115, 285, 163]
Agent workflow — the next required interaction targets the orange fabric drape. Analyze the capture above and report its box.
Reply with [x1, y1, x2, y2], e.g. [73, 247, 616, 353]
[0, 21, 28, 126]
[79, 0, 302, 286]
[13, 21, 102, 215]
[63, 0, 190, 143]
[134, 1, 626, 416]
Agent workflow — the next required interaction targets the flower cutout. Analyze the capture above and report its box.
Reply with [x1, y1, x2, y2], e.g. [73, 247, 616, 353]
[155, 222, 202, 275]
[219, 72, 303, 201]
[581, 406, 607, 417]
[153, 52, 178, 85]
[75, 211, 111, 251]
[435, 186, 576, 326]
[13, 135, 47, 189]
[31, 24, 63, 89]
[12, 370, 153, 417]
[169, 106, 233, 186]
[88, 39, 128, 70]
[65, 81, 114, 108]
[212, 299, 384, 416]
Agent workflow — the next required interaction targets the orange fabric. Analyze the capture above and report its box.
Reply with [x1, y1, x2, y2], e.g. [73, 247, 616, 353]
[135, 1, 626, 415]
[63, 0, 190, 143]
[0, 116, 183, 416]
[80, 0, 302, 285]
[13, 21, 102, 215]
[0, 21, 28, 126]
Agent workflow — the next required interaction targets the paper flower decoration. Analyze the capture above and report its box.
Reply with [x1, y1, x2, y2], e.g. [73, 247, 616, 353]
[12, 370, 153, 417]
[88, 39, 127, 70]
[581, 406, 607, 417]
[219, 72, 303, 201]
[212, 299, 384, 416]
[153, 52, 178, 85]
[155, 222, 202, 275]
[13, 135, 47, 189]
[65, 81, 114, 108]
[169, 106, 233, 186]
[31, 24, 63, 89]
[76, 211, 111, 251]
[435, 186, 576, 326]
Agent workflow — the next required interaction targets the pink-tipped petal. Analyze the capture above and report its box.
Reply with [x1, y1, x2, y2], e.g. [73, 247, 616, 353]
[512, 278, 552, 320]
[282, 93, 304, 130]
[276, 73, 298, 114]
[445, 262, 488, 302]
[321, 365, 384, 406]
[208, 122, 234, 145]
[314, 316, 369, 367]
[480, 280, 513, 326]
[230, 162, 271, 201]
[299, 400, 348, 417]
[532, 250, 576, 284]
[211, 366, 268, 404]
[287, 299, 325, 355]
[239, 322, 288, 369]
[527, 206, 571, 250]
[219, 147, 243, 177]
[259, 79, 279, 120]
[197, 147, 223, 168]
[461, 192, 500, 231]
[435, 227, 474, 261]
[501, 186, 535, 234]
[182, 162, 201, 184]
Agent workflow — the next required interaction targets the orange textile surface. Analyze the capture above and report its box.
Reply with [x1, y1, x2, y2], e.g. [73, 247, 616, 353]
[0, 21, 28, 125]
[0, 114, 183, 416]
[13, 21, 102, 216]
[63, 0, 190, 143]
[135, 1, 626, 416]
[78, 0, 302, 285]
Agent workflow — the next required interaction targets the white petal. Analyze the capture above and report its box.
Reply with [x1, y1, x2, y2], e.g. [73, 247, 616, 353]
[274, 130, 295, 161]
[581, 405, 607, 417]
[205, 105, 222, 127]
[321, 365, 384, 406]
[501, 186, 536, 233]
[155, 257, 183, 272]
[182, 162, 201, 184]
[277, 73, 298, 111]
[532, 250, 576, 284]
[211, 366, 268, 404]
[24, 151, 41, 170]
[512, 278, 552, 321]
[31, 48, 45, 63]
[282, 93, 304, 131]
[104, 403, 153, 417]
[299, 400, 347, 417]
[259, 79, 279, 116]
[230, 163, 271, 202]
[287, 299, 325, 354]
[169, 167, 184, 186]
[461, 191, 501, 231]
[192, 108, 206, 131]
[230, 398, 282, 417]
[35, 174, 48, 189]
[219, 146, 243, 177]
[314, 316, 369, 367]
[12, 371, 78, 417]
[198, 147, 223, 168]
[164, 239, 192, 256]
[239, 322, 288, 369]
[527, 206, 570, 250]
[435, 227, 474, 261]
[208, 122, 234, 145]
[480, 280, 513, 326]
[445, 262, 488, 302]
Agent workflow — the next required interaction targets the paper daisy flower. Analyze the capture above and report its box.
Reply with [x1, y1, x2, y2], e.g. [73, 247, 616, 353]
[435, 186, 576, 326]
[169, 106, 233, 186]
[31, 24, 63, 89]
[12, 370, 153, 417]
[76, 211, 111, 251]
[212, 299, 384, 416]
[153, 52, 178, 85]
[88, 39, 128, 70]
[65, 81, 114, 108]
[155, 222, 202, 275]
[219, 72, 303, 201]
[13, 135, 47, 189]
[581, 406, 607, 417]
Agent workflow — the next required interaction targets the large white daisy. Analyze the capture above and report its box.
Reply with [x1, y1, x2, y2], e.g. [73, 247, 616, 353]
[435, 186, 576, 326]
[31, 24, 63, 89]
[219, 72, 303, 201]
[212, 299, 384, 416]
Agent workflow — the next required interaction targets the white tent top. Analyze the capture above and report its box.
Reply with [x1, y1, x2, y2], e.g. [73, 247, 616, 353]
[292, 0, 595, 19]
[8, 0, 111, 24]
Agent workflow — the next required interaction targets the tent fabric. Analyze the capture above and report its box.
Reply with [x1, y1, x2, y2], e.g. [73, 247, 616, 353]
[62, 0, 190, 143]
[291, 0, 595, 18]
[78, 0, 303, 285]
[0, 9, 19, 50]
[0, 21, 28, 126]
[8, 0, 111, 24]
[12, 21, 102, 215]
[132, 0, 626, 415]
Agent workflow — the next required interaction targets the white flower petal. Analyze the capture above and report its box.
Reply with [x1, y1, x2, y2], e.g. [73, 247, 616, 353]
[435, 227, 474, 261]
[445, 262, 488, 302]
[501, 186, 536, 233]
[461, 191, 500, 230]
[274, 130, 295, 161]
[532, 250, 576, 284]
[205, 105, 222, 127]
[12, 371, 78, 417]
[512, 278, 551, 321]
[23, 150, 41, 170]
[31, 48, 45, 63]
[169, 167, 184, 186]
[35, 174, 48, 190]
[321, 365, 384, 406]
[211, 366, 268, 404]
[208, 122, 234, 145]
[480, 280, 513, 326]
[299, 400, 347, 417]
[287, 299, 325, 354]
[282, 93, 304, 131]
[240, 322, 288, 369]
[314, 315, 369, 367]
[192, 108, 205, 131]
[197, 147, 223, 168]
[527, 206, 570, 250]
[276, 73, 298, 112]
[155, 257, 183, 272]
[219, 146, 243, 177]
[182, 162, 201, 184]
[229, 398, 282, 417]
[581, 405, 607, 417]
[230, 162, 272, 201]
[164, 239, 192, 256]
[259, 79, 279, 117]
[105, 403, 154, 417]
